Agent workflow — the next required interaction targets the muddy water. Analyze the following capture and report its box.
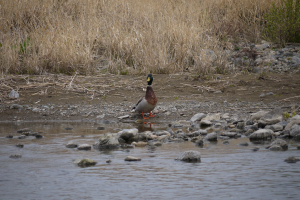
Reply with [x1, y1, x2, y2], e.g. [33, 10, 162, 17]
[0, 121, 300, 200]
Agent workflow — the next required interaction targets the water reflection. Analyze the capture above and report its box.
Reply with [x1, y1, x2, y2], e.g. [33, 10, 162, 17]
[0, 121, 300, 200]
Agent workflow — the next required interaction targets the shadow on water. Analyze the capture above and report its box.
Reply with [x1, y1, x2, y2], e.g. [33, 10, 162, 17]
[0, 121, 300, 200]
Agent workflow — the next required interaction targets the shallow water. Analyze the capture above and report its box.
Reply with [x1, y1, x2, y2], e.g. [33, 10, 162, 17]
[0, 121, 300, 200]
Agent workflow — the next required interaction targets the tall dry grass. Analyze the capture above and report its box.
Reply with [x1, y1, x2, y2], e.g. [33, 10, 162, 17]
[0, 0, 279, 75]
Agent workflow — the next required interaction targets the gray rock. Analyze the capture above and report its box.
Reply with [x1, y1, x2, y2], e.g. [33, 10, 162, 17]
[260, 107, 283, 125]
[10, 104, 23, 109]
[73, 158, 97, 167]
[6, 135, 13, 138]
[249, 129, 273, 140]
[97, 127, 105, 130]
[250, 111, 268, 121]
[118, 115, 130, 119]
[205, 132, 217, 141]
[239, 142, 249, 146]
[223, 140, 229, 145]
[284, 156, 300, 163]
[9, 90, 19, 98]
[203, 113, 221, 121]
[124, 156, 141, 161]
[176, 150, 201, 162]
[195, 138, 204, 146]
[190, 113, 206, 122]
[118, 128, 138, 142]
[66, 141, 78, 148]
[94, 133, 120, 150]
[18, 135, 26, 139]
[269, 145, 282, 151]
[252, 147, 260, 151]
[265, 124, 284, 132]
[9, 154, 22, 159]
[16, 144, 24, 148]
[266, 92, 274, 96]
[236, 122, 245, 130]
[290, 124, 300, 140]
[285, 119, 300, 130]
[259, 93, 265, 98]
[200, 120, 213, 126]
[17, 128, 31, 133]
[221, 132, 237, 138]
[256, 42, 270, 51]
[77, 144, 92, 150]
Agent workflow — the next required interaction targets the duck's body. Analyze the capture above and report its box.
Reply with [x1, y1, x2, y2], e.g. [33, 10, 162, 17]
[132, 74, 157, 119]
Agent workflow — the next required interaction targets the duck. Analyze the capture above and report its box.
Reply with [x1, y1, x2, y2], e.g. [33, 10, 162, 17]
[132, 74, 157, 120]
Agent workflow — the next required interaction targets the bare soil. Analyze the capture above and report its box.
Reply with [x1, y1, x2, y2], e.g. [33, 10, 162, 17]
[1, 72, 300, 122]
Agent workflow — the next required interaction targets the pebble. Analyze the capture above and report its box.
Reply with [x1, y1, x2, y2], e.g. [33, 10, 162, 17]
[16, 144, 24, 148]
[124, 156, 141, 161]
[10, 154, 22, 159]
[77, 144, 92, 150]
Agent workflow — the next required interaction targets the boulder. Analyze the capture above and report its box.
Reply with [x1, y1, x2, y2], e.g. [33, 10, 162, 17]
[269, 145, 282, 151]
[250, 111, 268, 121]
[176, 151, 201, 162]
[285, 119, 300, 130]
[66, 141, 78, 148]
[290, 124, 300, 140]
[94, 133, 120, 150]
[200, 120, 212, 126]
[284, 156, 300, 163]
[249, 129, 273, 140]
[259, 107, 283, 125]
[202, 113, 221, 121]
[265, 124, 284, 132]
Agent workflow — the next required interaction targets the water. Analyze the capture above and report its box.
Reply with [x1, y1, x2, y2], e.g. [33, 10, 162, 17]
[0, 121, 300, 200]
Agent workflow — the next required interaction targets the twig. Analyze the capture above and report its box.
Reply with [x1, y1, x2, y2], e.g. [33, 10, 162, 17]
[67, 72, 77, 90]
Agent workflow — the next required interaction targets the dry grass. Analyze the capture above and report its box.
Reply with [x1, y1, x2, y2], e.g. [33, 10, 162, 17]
[0, 0, 279, 75]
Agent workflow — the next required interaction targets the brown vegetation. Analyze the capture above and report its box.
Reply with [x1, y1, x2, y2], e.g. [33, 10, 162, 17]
[0, 0, 280, 75]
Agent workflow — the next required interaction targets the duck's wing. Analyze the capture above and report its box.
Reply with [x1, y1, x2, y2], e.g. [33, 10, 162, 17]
[131, 97, 144, 112]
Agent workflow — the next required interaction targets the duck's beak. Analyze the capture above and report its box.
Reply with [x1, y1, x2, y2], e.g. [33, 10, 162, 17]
[147, 77, 150, 82]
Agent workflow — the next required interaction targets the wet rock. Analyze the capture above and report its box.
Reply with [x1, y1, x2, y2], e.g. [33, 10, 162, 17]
[9, 154, 22, 159]
[97, 127, 105, 130]
[190, 113, 206, 122]
[6, 135, 13, 138]
[65, 127, 73, 130]
[171, 120, 190, 128]
[223, 140, 229, 145]
[156, 135, 169, 141]
[150, 141, 163, 146]
[221, 132, 237, 138]
[132, 141, 148, 147]
[269, 145, 282, 151]
[252, 147, 260, 152]
[18, 135, 26, 139]
[94, 133, 120, 150]
[35, 134, 43, 139]
[249, 129, 273, 140]
[236, 122, 245, 130]
[73, 158, 97, 167]
[195, 138, 204, 147]
[118, 128, 138, 142]
[267, 138, 288, 150]
[297, 146, 300, 150]
[205, 132, 217, 141]
[66, 141, 78, 148]
[124, 156, 141, 161]
[77, 144, 92, 150]
[9, 90, 19, 98]
[176, 151, 201, 162]
[16, 144, 24, 148]
[239, 142, 249, 146]
[106, 159, 112, 163]
[284, 156, 300, 163]
[244, 129, 254, 136]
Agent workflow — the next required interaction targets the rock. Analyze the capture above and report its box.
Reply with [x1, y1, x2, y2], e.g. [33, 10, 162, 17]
[249, 129, 273, 140]
[35, 134, 43, 139]
[94, 133, 120, 150]
[290, 124, 300, 140]
[190, 113, 206, 122]
[260, 107, 283, 125]
[18, 135, 26, 139]
[9, 90, 19, 98]
[132, 141, 148, 147]
[176, 151, 201, 162]
[195, 138, 204, 146]
[285, 119, 300, 130]
[221, 132, 237, 138]
[239, 142, 249, 146]
[252, 147, 260, 152]
[245, 129, 254, 136]
[223, 140, 229, 145]
[265, 124, 284, 132]
[151, 141, 163, 146]
[106, 159, 112, 163]
[199, 130, 208, 135]
[256, 42, 270, 51]
[269, 145, 282, 151]
[118, 115, 130, 119]
[236, 122, 245, 130]
[200, 120, 212, 126]
[297, 146, 300, 150]
[10, 104, 23, 109]
[16, 144, 24, 148]
[77, 144, 92, 150]
[17, 128, 32, 133]
[284, 156, 300, 163]
[205, 132, 217, 141]
[203, 113, 221, 121]
[97, 127, 105, 130]
[258, 120, 267, 128]
[9, 154, 22, 159]
[73, 158, 97, 167]
[118, 128, 138, 142]
[65, 127, 73, 130]
[6, 135, 13, 138]
[250, 111, 268, 121]
[124, 156, 141, 161]
[66, 141, 78, 148]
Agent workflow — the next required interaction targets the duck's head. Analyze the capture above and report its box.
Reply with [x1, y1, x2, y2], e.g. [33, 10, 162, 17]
[147, 74, 153, 86]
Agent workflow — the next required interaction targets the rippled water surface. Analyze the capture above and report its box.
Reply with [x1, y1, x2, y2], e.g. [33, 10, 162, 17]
[0, 121, 300, 200]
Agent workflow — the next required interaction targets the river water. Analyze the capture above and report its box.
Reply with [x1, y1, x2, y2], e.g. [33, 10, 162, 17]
[0, 121, 300, 200]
